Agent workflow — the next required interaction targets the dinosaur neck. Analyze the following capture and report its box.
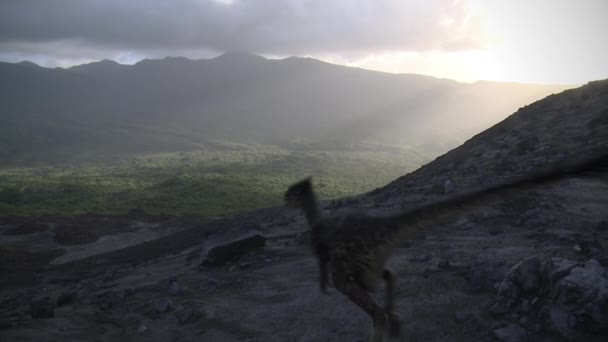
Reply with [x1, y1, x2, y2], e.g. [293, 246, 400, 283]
[302, 191, 322, 226]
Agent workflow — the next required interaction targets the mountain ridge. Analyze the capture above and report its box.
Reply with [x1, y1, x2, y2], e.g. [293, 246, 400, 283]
[0, 54, 573, 165]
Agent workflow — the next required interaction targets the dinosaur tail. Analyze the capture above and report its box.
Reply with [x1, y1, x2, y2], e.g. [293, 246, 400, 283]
[387, 150, 608, 242]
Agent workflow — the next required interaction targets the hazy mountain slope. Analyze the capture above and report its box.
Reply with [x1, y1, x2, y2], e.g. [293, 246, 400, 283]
[0, 53, 571, 165]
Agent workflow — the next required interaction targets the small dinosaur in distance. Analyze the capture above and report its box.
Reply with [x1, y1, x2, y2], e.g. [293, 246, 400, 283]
[284, 152, 608, 342]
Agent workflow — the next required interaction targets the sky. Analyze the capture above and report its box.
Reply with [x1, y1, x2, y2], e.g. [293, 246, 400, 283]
[0, 0, 606, 85]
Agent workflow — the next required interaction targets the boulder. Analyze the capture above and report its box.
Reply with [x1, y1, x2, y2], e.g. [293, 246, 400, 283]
[493, 257, 608, 339]
[199, 232, 266, 267]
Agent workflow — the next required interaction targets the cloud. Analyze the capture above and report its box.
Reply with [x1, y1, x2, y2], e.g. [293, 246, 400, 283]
[0, 0, 486, 64]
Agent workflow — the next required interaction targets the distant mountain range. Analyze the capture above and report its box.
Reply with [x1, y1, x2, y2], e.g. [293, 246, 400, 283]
[0, 52, 573, 165]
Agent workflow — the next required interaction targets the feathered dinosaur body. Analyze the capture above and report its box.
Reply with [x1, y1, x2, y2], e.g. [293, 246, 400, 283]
[284, 153, 608, 342]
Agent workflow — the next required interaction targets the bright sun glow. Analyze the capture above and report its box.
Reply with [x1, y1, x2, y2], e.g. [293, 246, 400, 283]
[334, 0, 608, 84]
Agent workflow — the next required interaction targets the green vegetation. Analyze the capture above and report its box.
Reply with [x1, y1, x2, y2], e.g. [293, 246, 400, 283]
[0, 143, 428, 217]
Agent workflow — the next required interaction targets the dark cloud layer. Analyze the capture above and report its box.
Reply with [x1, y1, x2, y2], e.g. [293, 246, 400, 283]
[0, 0, 485, 60]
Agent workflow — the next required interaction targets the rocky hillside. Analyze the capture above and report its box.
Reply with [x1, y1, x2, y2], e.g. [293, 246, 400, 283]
[0, 80, 607, 341]
[364, 79, 608, 209]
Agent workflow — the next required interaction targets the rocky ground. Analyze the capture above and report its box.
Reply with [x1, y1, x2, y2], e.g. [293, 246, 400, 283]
[1, 80, 607, 342]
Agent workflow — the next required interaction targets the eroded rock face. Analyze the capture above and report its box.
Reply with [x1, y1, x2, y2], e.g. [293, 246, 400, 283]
[493, 257, 608, 339]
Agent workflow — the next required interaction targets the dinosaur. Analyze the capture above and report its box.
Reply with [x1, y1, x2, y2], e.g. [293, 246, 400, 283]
[284, 152, 608, 342]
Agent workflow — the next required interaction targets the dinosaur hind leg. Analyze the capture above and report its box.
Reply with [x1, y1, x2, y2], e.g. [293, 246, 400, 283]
[333, 268, 387, 342]
[383, 268, 401, 337]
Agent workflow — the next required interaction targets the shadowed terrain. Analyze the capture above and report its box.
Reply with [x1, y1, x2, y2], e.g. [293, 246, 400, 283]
[0, 79, 607, 341]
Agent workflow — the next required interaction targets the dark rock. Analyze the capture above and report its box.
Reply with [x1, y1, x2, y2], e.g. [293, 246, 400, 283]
[490, 302, 510, 316]
[168, 282, 183, 296]
[596, 221, 608, 232]
[29, 297, 55, 319]
[136, 323, 148, 334]
[577, 238, 608, 266]
[443, 179, 455, 194]
[488, 226, 503, 235]
[56, 291, 78, 307]
[412, 232, 427, 240]
[509, 256, 542, 293]
[156, 298, 172, 313]
[175, 307, 195, 325]
[539, 304, 576, 340]
[495, 257, 608, 339]
[467, 260, 508, 293]
[200, 232, 266, 267]
[454, 217, 475, 231]
[400, 240, 413, 248]
[493, 323, 527, 342]
[546, 259, 608, 332]
[295, 230, 311, 245]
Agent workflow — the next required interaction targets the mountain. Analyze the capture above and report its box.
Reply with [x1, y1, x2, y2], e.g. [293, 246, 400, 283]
[0, 52, 572, 165]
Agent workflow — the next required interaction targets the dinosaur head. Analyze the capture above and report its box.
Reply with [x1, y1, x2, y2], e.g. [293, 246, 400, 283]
[284, 176, 313, 208]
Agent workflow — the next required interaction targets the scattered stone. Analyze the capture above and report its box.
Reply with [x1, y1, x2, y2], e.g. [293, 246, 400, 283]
[443, 179, 455, 194]
[454, 217, 475, 231]
[156, 298, 172, 313]
[493, 323, 527, 342]
[136, 323, 148, 334]
[200, 232, 266, 267]
[29, 297, 55, 319]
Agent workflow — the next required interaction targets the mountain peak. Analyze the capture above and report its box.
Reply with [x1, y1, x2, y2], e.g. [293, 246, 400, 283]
[213, 51, 266, 63]
[68, 59, 123, 72]
[17, 60, 41, 68]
